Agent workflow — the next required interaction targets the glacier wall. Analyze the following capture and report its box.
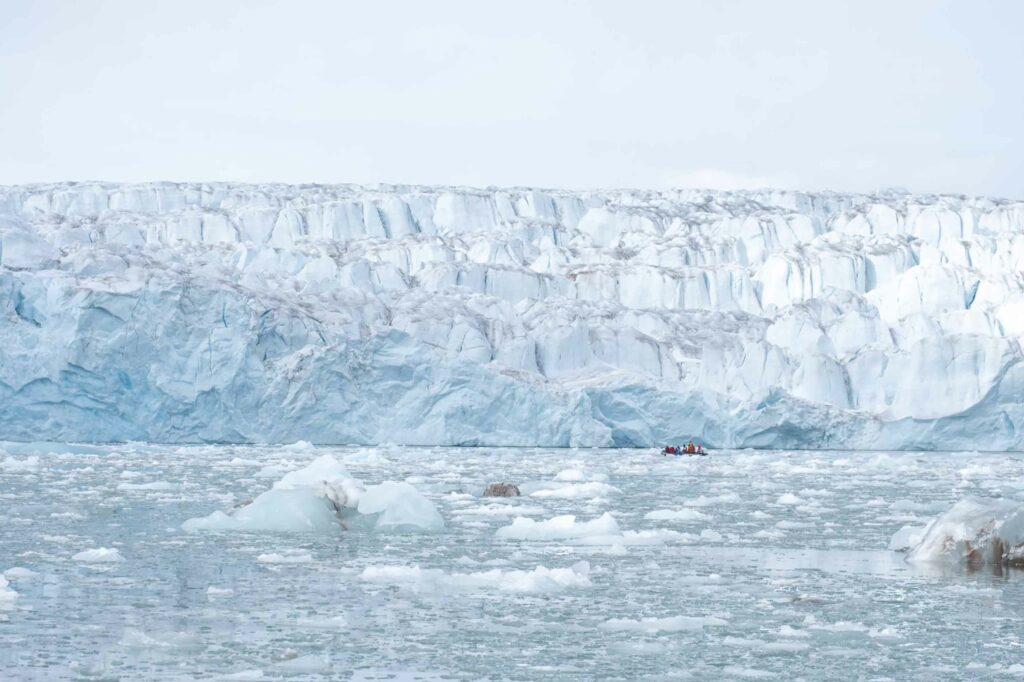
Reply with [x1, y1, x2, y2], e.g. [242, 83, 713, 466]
[2, 182, 1024, 449]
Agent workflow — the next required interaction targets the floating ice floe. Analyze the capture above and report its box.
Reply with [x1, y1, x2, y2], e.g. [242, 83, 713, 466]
[553, 468, 609, 482]
[901, 496, 1024, 566]
[182, 454, 444, 533]
[451, 504, 546, 517]
[357, 481, 445, 532]
[360, 561, 591, 593]
[644, 508, 710, 522]
[530, 481, 621, 499]
[495, 512, 689, 546]
[182, 487, 344, 533]
[0, 456, 40, 473]
[599, 615, 728, 633]
[496, 512, 620, 540]
[3, 567, 36, 580]
[72, 548, 124, 563]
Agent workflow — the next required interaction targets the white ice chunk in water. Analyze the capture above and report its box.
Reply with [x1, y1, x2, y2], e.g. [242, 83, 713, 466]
[599, 615, 728, 632]
[361, 561, 591, 593]
[0, 455, 40, 472]
[530, 482, 620, 498]
[183, 455, 444, 533]
[452, 504, 546, 517]
[906, 496, 1024, 566]
[184, 455, 358, 532]
[554, 468, 609, 482]
[3, 567, 37, 580]
[496, 512, 689, 546]
[182, 488, 343, 533]
[273, 455, 352, 490]
[572, 529, 690, 546]
[358, 481, 445, 532]
[495, 513, 620, 540]
[645, 509, 710, 522]
[73, 547, 124, 563]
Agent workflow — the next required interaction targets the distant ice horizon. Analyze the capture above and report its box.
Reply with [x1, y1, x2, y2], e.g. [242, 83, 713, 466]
[4, 178, 1021, 202]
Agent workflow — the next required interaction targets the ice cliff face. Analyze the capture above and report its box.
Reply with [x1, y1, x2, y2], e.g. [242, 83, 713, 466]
[2, 182, 1024, 448]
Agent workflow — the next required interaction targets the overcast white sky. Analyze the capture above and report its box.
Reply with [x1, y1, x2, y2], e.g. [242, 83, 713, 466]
[2, 0, 1021, 196]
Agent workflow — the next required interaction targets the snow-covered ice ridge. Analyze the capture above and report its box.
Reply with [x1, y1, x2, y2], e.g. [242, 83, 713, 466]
[3, 181, 1024, 448]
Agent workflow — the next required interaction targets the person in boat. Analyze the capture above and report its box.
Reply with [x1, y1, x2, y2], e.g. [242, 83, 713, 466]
[686, 441, 696, 454]
[663, 445, 675, 455]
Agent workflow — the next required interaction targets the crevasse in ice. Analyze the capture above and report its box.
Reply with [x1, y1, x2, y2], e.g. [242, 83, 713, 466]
[3, 182, 1024, 448]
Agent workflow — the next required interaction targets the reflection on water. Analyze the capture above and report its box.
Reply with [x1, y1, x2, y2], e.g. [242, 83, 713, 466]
[1, 443, 1022, 680]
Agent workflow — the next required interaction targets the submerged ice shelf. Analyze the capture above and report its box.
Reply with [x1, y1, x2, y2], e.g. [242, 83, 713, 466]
[2, 182, 1024, 448]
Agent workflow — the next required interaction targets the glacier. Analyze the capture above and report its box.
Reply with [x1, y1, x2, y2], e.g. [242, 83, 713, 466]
[2, 181, 1024, 449]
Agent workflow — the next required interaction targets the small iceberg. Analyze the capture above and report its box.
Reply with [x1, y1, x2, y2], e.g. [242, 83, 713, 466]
[357, 481, 445, 532]
[72, 548, 124, 563]
[182, 454, 444, 533]
[900, 496, 1024, 567]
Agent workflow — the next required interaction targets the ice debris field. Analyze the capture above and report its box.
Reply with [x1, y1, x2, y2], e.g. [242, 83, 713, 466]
[1, 442, 1023, 680]
[3, 183, 1024, 449]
